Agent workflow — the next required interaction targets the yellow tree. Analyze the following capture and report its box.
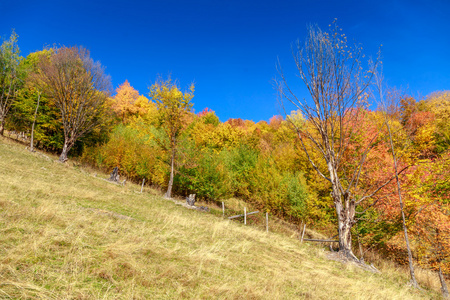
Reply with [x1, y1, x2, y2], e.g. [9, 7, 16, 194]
[111, 80, 140, 122]
[426, 91, 450, 154]
[150, 77, 194, 198]
[134, 95, 155, 118]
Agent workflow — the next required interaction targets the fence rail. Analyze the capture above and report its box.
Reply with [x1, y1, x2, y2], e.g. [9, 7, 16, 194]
[228, 211, 260, 220]
[302, 239, 338, 243]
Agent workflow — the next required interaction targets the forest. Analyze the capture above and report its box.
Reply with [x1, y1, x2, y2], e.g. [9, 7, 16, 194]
[1, 24, 449, 295]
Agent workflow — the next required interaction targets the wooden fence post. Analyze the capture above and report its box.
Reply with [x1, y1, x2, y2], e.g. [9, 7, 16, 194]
[266, 212, 268, 233]
[140, 178, 145, 193]
[222, 202, 225, 217]
[244, 207, 247, 225]
[300, 224, 306, 243]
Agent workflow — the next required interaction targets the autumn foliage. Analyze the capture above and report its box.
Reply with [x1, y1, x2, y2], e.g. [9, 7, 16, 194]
[80, 87, 450, 274]
[3, 37, 450, 285]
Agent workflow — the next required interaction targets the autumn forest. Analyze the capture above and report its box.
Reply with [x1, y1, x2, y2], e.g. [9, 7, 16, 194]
[1, 23, 449, 295]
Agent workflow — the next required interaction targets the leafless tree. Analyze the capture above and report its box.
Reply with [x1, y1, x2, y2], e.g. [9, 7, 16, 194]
[374, 68, 419, 288]
[276, 22, 391, 259]
[33, 46, 111, 162]
[0, 31, 22, 135]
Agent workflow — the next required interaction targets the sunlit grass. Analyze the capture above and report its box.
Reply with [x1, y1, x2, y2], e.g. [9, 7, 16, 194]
[0, 136, 441, 299]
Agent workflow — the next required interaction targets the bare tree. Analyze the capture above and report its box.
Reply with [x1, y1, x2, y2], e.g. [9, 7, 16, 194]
[374, 68, 419, 287]
[276, 22, 388, 259]
[0, 31, 22, 135]
[33, 46, 111, 162]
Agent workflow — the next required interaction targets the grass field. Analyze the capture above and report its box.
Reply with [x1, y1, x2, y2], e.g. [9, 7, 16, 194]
[0, 136, 442, 299]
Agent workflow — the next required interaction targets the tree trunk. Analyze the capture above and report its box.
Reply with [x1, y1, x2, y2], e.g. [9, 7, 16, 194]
[335, 194, 357, 260]
[165, 148, 175, 198]
[383, 112, 419, 287]
[329, 160, 357, 260]
[439, 266, 449, 299]
[59, 140, 73, 163]
[0, 118, 4, 136]
[400, 203, 418, 287]
[108, 167, 120, 182]
[30, 93, 41, 152]
[338, 217, 354, 257]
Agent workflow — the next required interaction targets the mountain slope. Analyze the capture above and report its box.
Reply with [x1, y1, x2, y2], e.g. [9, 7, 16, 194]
[0, 137, 437, 299]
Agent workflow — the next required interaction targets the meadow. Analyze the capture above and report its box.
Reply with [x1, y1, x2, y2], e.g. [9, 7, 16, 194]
[0, 136, 442, 299]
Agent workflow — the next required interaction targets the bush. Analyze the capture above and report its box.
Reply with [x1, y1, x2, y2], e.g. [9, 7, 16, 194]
[174, 147, 228, 201]
[222, 145, 258, 198]
[83, 124, 163, 185]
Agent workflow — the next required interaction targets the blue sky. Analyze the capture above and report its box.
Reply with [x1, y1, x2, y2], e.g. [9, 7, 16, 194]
[1, 0, 450, 122]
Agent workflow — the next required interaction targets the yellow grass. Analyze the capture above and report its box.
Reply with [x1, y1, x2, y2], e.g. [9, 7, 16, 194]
[0, 136, 442, 299]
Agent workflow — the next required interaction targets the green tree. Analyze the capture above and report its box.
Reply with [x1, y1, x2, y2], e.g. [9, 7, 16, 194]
[0, 30, 23, 135]
[150, 77, 194, 198]
[7, 50, 63, 150]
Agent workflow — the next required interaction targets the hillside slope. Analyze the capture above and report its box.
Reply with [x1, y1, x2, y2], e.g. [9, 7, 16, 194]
[0, 137, 438, 299]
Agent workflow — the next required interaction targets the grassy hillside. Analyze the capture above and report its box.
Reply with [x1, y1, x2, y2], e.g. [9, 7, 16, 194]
[0, 137, 440, 299]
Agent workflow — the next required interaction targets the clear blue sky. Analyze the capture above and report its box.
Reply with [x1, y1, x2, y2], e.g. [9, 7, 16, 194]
[2, 0, 450, 122]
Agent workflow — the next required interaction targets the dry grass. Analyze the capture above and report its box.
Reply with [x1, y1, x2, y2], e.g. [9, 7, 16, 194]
[362, 248, 446, 295]
[0, 136, 442, 299]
